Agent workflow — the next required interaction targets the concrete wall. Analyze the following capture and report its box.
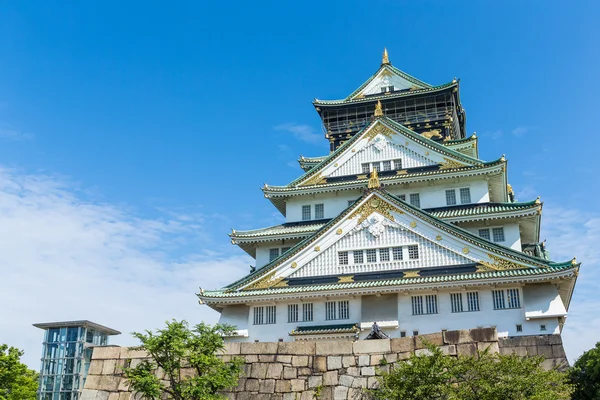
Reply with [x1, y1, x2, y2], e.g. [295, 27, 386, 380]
[81, 328, 568, 400]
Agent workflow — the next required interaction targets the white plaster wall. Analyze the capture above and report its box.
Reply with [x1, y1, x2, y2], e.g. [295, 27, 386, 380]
[285, 190, 363, 223]
[255, 240, 302, 268]
[463, 223, 521, 251]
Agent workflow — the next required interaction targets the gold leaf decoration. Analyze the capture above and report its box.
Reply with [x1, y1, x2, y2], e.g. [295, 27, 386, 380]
[365, 123, 393, 141]
[299, 173, 326, 187]
[439, 158, 467, 170]
[436, 235, 442, 241]
[244, 271, 285, 291]
[462, 247, 470, 254]
[291, 262, 298, 269]
[338, 275, 355, 283]
[314, 246, 320, 252]
[410, 221, 417, 228]
[348, 196, 403, 225]
[403, 270, 420, 278]
[336, 229, 343, 235]
[477, 253, 535, 272]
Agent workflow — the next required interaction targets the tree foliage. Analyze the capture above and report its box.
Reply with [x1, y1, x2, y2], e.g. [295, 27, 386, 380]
[0, 344, 38, 400]
[371, 345, 572, 400]
[570, 341, 600, 400]
[123, 320, 244, 400]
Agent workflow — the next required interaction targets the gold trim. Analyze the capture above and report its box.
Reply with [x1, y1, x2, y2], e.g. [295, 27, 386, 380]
[477, 253, 533, 272]
[436, 235, 442, 241]
[403, 270, 420, 278]
[299, 173, 326, 187]
[291, 262, 298, 269]
[336, 229, 343, 235]
[368, 169, 381, 189]
[365, 122, 393, 141]
[244, 271, 285, 290]
[357, 174, 368, 180]
[338, 275, 355, 283]
[348, 196, 402, 225]
[381, 47, 390, 65]
[396, 169, 408, 175]
[439, 158, 467, 170]
[314, 246, 321, 252]
[410, 221, 417, 228]
[462, 247, 470, 254]
[374, 100, 383, 117]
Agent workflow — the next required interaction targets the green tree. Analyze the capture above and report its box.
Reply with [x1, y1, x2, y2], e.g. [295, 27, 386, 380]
[0, 344, 38, 400]
[123, 320, 243, 400]
[570, 341, 600, 400]
[371, 345, 572, 400]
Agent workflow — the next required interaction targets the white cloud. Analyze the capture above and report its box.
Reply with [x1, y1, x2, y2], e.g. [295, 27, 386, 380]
[481, 129, 503, 139]
[274, 123, 322, 144]
[0, 167, 250, 369]
[511, 126, 529, 136]
[0, 127, 33, 141]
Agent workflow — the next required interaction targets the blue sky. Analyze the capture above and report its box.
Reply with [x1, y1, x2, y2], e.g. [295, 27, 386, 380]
[0, 1, 599, 368]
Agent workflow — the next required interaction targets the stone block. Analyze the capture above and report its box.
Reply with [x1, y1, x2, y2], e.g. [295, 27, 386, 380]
[92, 346, 121, 360]
[108, 393, 120, 400]
[348, 387, 364, 399]
[316, 340, 353, 355]
[278, 341, 316, 355]
[250, 363, 269, 379]
[117, 377, 130, 391]
[284, 366, 298, 379]
[84, 375, 101, 390]
[241, 363, 252, 376]
[346, 367, 360, 376]
[298, 367, 312, 375]
[415, 348, 433, 357]
[260, 355, 276, 362]
[323, 370, 339, 386]
[277, 355, 293, 363]
[313, 356, 327, 372]
[535, 345, 554, 359]
[342, 355, 356, 367]
[339, 374, 354, 387]
[266, 363, 284, 379]
[221, 342, 241, 355]
[470, 327, 497, 343]
[259, 379, 276, 394]
[367, 376, 379, 389]
[283, 393, 298, 400]
[80, 390, 98, 400]
[102, 359, 117, 375]
[300, 391, 315, 400]
[180, 368, 195, 381]
[292, 356, 309, 367]
[327, 356, 342, 370]
[95, 392, 110, 400]
[370, 354, 384, 366]
[245, 355, 259, 363]
[290, 379, 306, 392]
[276, 380, 291, 393]
[415, 332, 444, 348]
[552, 344, 567, 358]
[443, 330, 472, 345]
[88, 360, 103, 375]
[235, 378, 246, 392]
[308, 375, 322, 389]
[456, 343, 477, 357]
[397, 351, 411, 360]
[119, 348, 148, 359]
[245, 378, 260, 392]
[351, 377, 367, 388]
[390, 337, 414, 353]
[357, 355, 370, 366]
[353, 339, 390, 354]
[240, 342, 278, 355]
[118, 393, 130, 400]
[547, 334, 563, 345]
[477, 342, 499, 354]
[97, 375, 120, 391]
[334, 385, 348, 400]
[361, 366, 375, 376]
[384, 353, 397, 363]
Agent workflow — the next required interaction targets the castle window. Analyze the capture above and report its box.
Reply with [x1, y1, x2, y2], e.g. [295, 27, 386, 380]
[493, 289, 521, 310]
[281, 247, 291, 254]
[446, 190, 457, 206]
[540, 324, 546, 332]
[303, 303, 313, 321]
[516, 324, 523, 332]
[373, 162, 381, 172]
[467, 292, 480, 311]
[394, 159, 403, 170]
[392, 247, 403, 260]
[460, 188, 472, 204]
[362, 163, 370, 174]
[478, 229, 491, 240]
[315, 203, 325, 219]
[288, 304, 299, 323]
[265, 305, 276, 324]
[492, 290, 506, 310]
[301, 205, 311, 221]
[411, 296, 423, 315]
[338, 251, 349, 265]
[382, 160, 391, 171]
[426, 295, 438, 314]
[353, 250, 364, 264]
[450, 293, 463, 313]
[325, 301, 336, 320]
[408, 245, 419, 259]
[325, 301, 349, 320]
[400, 331, 406, 337]
[492, 227, 505, 242]
[253, 307, 264, 325]
[388, 85, 394, 92]
[339, 300, 350, 320]
[413, 330, 419, 336]
[507, 288, 521, 308]
[398, 194, 406, 201]
[366, 249, 377, 263]
[269, 248, 280, 262]
[409, 193, 420, 207]
[379, 248, 390, 262]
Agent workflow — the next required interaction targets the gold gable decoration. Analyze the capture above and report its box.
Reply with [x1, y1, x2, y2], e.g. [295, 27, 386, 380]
[365, 122, 394, 141]
[476, 253, 540, 272]
[439, 158, 467, 170]
[348, 196, 402, 225]
[368, 169, 381, 189]
[374, 100, 383, 117]
[243, 271, 286, 291]
[381, 48, 390, 65]
[299, 173, 326, 187]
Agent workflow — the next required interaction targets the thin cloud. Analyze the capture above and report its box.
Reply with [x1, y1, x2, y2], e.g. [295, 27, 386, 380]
[0, 127, 33, 141]
[0, 167, 250, 369]
[274, 123, 322, 144]
[512, 126, 534, 136]
[481, 129, 503, 139]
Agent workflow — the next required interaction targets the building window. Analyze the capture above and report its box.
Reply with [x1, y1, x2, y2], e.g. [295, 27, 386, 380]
[394, 159, 403, 170]
[507, 288, 521, 308]
[325, 301, 336, 320]
[398, 194, 406, 201]
[388, 85, 394, 92]
[269, 248, 280, 262]
[366, 249, 377, 263]
[493, 289, 521, 310]
[315, 203, 324, 219]
[411, 296, 424, 315]
[408, 245, 419, 259]
[426, 295, 438, 314]
[445, 190, 457, 206]
[382, 160, 391, 171]
[516, 324, 523, 332]
[478, 229, 491, 240]
[392, 247, 403, 260]
[540, 324, 546, 332]
[450, 293, 463, 313]
[326, 301, 349, 320]
[379, 248, 390, 262]
[372, 162, 381, 172]
[338, 251, 349, 265]
[353, 250, 364, 264]
[301, 205, 311, 221]
[492, 227, 505, 242]
[338, 300, 350, 320]
[303, 303, 313, 321]
[413, 330, 419, 336]
[253, 307, 264, 325]
[400, 331, 406, 338]
[467, 292, 480, 311]
[492, 290, 506, 310]
[409, 193, 420, 207]
[460, 188, 471, 204]
[288, 304, 299, 323]
[362, 163, 370, 174]
[281, 247, 291, 254]
[266, 305, 276, 324]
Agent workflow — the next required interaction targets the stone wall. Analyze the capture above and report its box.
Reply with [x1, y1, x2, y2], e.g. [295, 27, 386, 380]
[81, 328, 568, 400]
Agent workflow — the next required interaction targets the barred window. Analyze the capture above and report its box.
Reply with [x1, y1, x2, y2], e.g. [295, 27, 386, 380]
[382, 160, 391, 171]
[392, 247, 403, 260]
[409, 193, 420, 207]
[366, 249, 377, 263]
[467, 292, 480, 311]
[362, 163, 370, 174]
[426, 295, 438, 314]
[269, 248, 280, 262]
[315, 204, 325, 219]
[338, 301, 350, 320]
[325, 301, 336, 320]
[507, 288, 521, 308]
[394, 159, 403, 170]
[398, 194, 406, 201]
[408, 245, 419, 259]
[478, 229, 491, 240]
[379, 248, 390, 262]
[265, 305, 276, 324]
[301, 205, 311, 221]
[492, 290, 506, 310]
[303, 303, 313, 321]
[445, 190, 457, 206]
[450, 293, 463, 313]
[492, 227, 505, 242]
[338, 251, 349, 265]
[253, 307, 264, 325]
[288, 304, 299, 323]
[353, 250, 364, 264]
[281, 247, 291, 254]
[411, 296, 424, 315]
[372, 162, 381, 172]
[460, 188, 471, 204]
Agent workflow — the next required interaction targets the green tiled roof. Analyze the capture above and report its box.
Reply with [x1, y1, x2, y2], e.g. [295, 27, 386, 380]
[231, 221, 327, 240]
[290, 324, 359, 336]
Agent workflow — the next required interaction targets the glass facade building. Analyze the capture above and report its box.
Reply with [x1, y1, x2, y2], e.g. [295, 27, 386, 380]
[33, 321, 120, 400]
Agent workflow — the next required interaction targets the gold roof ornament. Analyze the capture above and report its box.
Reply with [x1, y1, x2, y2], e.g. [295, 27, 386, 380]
[535, 196, 541, 205]
[374, 100, 383, 117]
[381, 47, 390, 65]
[368, 169, 381, 189]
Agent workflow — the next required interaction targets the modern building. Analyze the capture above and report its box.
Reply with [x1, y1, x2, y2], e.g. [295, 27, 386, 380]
[33, 320, 120, 400]
[198, 49, 579, 343]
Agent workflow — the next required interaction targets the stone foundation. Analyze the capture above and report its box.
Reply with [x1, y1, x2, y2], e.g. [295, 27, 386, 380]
[82, 328, 568, 400]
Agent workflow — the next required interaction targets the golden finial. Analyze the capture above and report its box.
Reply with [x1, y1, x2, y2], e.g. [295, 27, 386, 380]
[500, 154, 506, 162]
[381, 48, 390, 65]
[368, 169, 381, 189]
[535, 196, 541, 204]
[507, 184, 514, 194]
[571, 256, 577, 266]
[374, 100, 383, 117]
[472, 132, 477, 138]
